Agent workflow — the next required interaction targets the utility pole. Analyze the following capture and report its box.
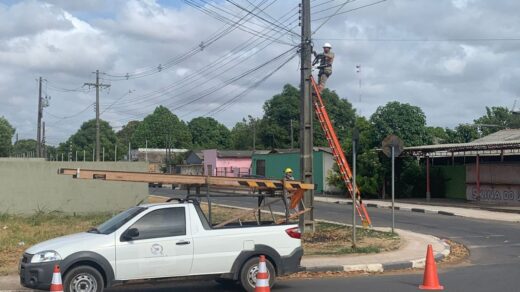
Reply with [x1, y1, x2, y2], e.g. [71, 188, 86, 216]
[36, 77, 50, 158]
[36, 77, 43, 157]
[290, 119, 294, 150]
[84, 70, 110, 162]
[299, 0, 314, 232]
[42, 122, 46, 159]
[252, 122, 256, 151]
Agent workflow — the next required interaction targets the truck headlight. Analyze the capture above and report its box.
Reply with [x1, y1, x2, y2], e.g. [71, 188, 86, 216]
[31, 251, 61, 263]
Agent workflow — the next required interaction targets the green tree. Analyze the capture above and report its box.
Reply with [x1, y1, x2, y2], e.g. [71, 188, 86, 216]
[0, 117, 15, 157]
[116, 120, 141, 143]
[258, 84, 356, 149]
[445, 124, 480, 143]
[57, 119, 120, 161]
[188, 117, 231, 149]
[427, 126, 448, 144]
[13, 139, 37, 156]
[230, 116, 260, 150]
[259, 84, 300, 148]
[131, 106, 192, 149]
[370, 101, 431, 147]
[326, 117, 383, 197]
[474, 106, 520, 135]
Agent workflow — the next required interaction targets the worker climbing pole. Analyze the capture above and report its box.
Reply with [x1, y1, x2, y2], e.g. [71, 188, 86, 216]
[312, 43, 335, 93]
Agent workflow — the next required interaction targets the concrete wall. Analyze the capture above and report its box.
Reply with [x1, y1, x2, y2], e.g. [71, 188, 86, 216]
[0, 159, 148, 214]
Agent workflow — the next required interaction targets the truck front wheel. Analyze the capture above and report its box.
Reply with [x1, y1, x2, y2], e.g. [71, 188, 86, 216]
[63, 265, 104, 292]
[239, 257, 276, 292]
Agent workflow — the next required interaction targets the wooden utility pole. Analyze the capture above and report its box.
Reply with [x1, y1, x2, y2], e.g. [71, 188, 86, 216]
[42, 121, 46, 159]
[36, 77, 43, 157]
[299, 0, 314, 232]
[84, 70, 110, 162]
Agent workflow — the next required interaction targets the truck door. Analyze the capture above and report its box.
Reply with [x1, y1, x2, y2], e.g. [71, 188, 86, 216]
[115, 206, 193, 280]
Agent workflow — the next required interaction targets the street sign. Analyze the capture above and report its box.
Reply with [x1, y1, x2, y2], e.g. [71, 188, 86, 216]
[382, 135, 404, 158]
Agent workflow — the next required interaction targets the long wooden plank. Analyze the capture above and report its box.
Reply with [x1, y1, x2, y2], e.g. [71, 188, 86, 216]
[58, 168, 315, 191]
[213, 197, 284, 228]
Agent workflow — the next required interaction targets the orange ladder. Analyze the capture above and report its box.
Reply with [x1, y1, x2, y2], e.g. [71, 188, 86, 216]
[310, 76, 372, 227]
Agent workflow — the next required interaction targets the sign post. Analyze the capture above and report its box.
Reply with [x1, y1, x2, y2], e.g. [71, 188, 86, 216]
[382, 135, 404, 234]
[352, 128, 359, 248]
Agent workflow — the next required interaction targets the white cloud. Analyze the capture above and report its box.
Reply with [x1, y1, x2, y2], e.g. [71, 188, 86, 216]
[1, 0, 520, 146]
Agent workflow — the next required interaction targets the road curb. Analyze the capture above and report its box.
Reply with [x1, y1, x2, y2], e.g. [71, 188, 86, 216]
[302, 238, 450, 273]
[317, 197, 457, 217]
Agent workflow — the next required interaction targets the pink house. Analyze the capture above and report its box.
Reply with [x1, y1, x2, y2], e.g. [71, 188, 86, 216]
[202, 150, 253, 177]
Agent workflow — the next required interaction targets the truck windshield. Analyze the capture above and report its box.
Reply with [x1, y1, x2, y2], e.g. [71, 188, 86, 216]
[91, 207, 147, 234]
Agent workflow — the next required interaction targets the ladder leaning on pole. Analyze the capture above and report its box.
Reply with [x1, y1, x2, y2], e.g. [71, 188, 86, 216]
[310, 75, 372, 227]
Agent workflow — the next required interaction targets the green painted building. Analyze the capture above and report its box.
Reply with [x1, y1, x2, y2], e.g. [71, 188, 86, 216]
[251, 147, 338, 194]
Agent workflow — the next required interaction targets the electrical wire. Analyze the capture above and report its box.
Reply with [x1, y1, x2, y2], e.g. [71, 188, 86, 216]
[225, 0, 300, 37]
[104, 6, 300, 116]
[312, 0, 387, 22]
[46, 103, 94, 122]
[313, 0, 357, 35]
[104, 0, 278, 80]
[205, 52, 298, 117]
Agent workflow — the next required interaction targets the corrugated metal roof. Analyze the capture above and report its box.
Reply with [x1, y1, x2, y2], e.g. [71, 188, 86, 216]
[472, 129, 520, 143]
[404, 129, 520, 156]
[260, 147, 333, 155]
[405, 140, 520, 153]
[216, 150, 253, 158]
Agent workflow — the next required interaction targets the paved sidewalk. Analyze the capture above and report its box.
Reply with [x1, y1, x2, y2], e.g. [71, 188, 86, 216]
[316, 196, 520, 222]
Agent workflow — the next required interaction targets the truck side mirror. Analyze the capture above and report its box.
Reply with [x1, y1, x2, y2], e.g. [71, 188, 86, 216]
[121, 228, 139, 241]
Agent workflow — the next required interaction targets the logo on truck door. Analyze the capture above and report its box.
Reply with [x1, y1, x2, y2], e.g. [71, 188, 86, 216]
[151, 243, 164, 256]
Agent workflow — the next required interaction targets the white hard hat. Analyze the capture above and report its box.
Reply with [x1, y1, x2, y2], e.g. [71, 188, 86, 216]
[323, 42, 332, 48]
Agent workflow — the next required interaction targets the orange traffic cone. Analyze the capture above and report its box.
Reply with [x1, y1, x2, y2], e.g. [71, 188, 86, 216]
[255, 255, 270, 292]
[419, 244, 444, 290]
[49, 265, 64, 292]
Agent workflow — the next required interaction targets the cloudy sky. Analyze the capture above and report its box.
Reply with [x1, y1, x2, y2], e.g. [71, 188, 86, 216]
[1, 0, 519, 146]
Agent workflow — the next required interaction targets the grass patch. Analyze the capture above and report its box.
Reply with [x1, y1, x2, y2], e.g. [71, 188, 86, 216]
[0, 212, 111, 275]
[303, 222, 400, 256]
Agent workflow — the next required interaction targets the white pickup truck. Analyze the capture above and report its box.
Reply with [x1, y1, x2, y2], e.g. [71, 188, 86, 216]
[19, 200, 303, 292]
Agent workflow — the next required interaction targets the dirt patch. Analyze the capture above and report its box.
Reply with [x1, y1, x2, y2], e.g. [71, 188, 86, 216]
[439, 239, 470, 266]
[303, 222, 400, 255]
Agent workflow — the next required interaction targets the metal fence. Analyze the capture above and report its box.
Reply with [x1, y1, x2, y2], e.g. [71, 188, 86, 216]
[215, 167, 251, 177]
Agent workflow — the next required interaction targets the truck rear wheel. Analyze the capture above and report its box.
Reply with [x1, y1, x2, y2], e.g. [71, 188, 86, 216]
[239, 257, 276, 292]
[63, 265, 104, 292]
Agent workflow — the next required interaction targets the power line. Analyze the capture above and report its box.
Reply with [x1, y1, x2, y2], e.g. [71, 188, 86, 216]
[45, 80, 90, 93]
[206, 52, 298, 117]
[46, 103, 94, 122]
[312, 0, 387, 22]
[186, 0, 296, 45]
[100, 90, 134, 116]
[225, 0, 300, 37]
[104, 7, 300, 118]
[104, 0, 279, 80]
[313, 0, 357, 34]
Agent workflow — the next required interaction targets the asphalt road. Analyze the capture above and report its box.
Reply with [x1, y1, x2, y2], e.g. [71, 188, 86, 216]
[111, 188, 520, 291]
